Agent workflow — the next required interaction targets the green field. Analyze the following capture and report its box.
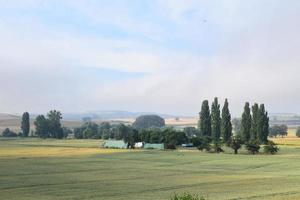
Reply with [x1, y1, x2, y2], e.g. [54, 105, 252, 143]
[1, 138, 300, 200]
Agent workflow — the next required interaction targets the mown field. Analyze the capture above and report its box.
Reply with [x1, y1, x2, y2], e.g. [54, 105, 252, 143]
[1, 138, 300, 200]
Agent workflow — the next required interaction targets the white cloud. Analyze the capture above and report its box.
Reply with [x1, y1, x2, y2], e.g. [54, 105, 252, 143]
[0, 0, 300, 116]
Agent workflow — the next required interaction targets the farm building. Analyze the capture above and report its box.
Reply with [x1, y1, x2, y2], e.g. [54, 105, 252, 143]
[144, 143, 164, 150]
[134, 142, 144, 148]
[103, 140, 128, 149]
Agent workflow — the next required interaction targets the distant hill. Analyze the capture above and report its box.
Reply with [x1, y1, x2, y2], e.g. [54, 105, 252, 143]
[62, 110, 179, 121]
[0, 113, 20, 120]
[269, 113, 300, 127]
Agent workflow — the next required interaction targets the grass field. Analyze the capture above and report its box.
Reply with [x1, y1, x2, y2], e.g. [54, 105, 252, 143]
[1, 138, 300, 200]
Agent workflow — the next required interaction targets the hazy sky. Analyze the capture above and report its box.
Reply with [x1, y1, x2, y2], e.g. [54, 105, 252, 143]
[0, 0, 299, 116]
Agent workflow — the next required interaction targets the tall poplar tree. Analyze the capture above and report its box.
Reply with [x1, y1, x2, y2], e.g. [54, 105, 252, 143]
[241, 102, 251, 143]
[211, 97, 221, 144]
[221, 99, 232, 145]
[258, 104, 269, 144]
[199, 100, 211, 136]
[21, 112, 30, 137]
[251, 103, 259, 141]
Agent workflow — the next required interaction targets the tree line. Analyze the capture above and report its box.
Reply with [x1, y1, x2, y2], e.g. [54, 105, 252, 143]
[194, 98, 278, 154]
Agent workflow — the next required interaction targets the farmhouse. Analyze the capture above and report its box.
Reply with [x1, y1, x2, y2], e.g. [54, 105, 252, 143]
[103, 140, 128, 149]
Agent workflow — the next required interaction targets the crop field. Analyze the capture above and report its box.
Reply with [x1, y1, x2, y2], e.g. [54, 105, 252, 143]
[1, 138, 300, 200]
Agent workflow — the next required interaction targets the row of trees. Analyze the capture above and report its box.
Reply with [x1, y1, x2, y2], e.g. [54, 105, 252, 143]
[74, 121, 187, 149]
[195, 98, 277, 154]
[240, 103, 269, 144]
[198, 98, 232, 145]
[34, 110, 69, 139]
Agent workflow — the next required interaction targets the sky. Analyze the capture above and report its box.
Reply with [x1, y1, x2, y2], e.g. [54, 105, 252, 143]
[0, 0, 300, 117]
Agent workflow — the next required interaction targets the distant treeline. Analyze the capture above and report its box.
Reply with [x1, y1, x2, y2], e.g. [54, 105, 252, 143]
[2, 97, 298, 154]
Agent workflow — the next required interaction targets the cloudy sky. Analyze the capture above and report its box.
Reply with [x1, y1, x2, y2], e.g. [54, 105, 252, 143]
[0, 0, 299, 116]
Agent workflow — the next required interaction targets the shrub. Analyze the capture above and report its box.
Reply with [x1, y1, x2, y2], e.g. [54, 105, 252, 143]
[171, 193, 206, 200]
[246, 140, 260, 154]
[263, 141, 279, 155]
[212, 142, 224, 153]
[2, 128, 18, 137]
[229, 136, 243, 154]
[191, 136, 211, 151]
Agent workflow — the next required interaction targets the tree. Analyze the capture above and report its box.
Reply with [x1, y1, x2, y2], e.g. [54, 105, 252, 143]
[229, 136, 243, 154]
[21, 112, 30, 137]
[246, 140, 260, 154]
[263, 141, 279, 155]
[232, 118, 241, 135]
[132, 115, 165, 129]
[211, 97, 221, 144]
[2, 128, 18, 137]
[183, 127, 199, 138]
[296, 127, 300, 137]
[191, 136, 211, 151]
[34, 115, 49, 138]
[221, 99, 232, 145]
[257, 104, 269, 144]
[198, 100, 211, 136]
[62, 127, 72, 138]
[269, 125, 288, 138]
[250, 103, 259, 141]
[99, 122, 111, 139]
[163, 128, 188, 149]
[241, 102, 251, 143]
[47, 110, 63, 138]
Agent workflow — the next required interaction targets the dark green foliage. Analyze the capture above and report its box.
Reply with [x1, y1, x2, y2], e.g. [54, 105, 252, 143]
[269, 125, 288, 138]
[34, 115, 49, 138]
[212, 142, 224, 153]
[132, 115, 165, 129]
[2, 128, 18, 137]
[99, 122, 111, 139]
[229, 136, 243, 154]
[183, 127, 199, 138]
[47, 110, 63, 139]
[211, 97, 221, 144]
[119, 124, 137, 148]
[199, 100, 211, 136]
[246, 140, 260, 154]
[62, 127, 72, 138]
[164, 128, 188, 149]
[170, 193, 206, 200]
[34, 110, 63, 139]
[191, 136, 212, 151]
[257, 104, 269, 144]
[250, 103, 259, 141]
[232, 118, 241, 135]
[21, 112, 30, 137]
[296, 127, 300, 137]
[241, 102, 251, 143]
[221, 99, 232, 145]
[263, 141, 279, 155]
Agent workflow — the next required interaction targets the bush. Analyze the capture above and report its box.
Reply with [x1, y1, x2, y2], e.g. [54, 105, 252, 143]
[2, 128, 18, 137]
[263, 141, 279, 155]
[246, 140, 260, 154]
[191, 136, 212, 151]
[171, 193, 206, 200]
[212, 143, 224, 153]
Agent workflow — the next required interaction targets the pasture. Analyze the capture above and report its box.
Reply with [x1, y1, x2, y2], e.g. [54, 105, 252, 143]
[1, 138, 300, 200]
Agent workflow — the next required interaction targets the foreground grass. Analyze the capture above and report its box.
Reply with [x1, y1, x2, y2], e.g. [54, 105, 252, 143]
[1, 138, 300, 200]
